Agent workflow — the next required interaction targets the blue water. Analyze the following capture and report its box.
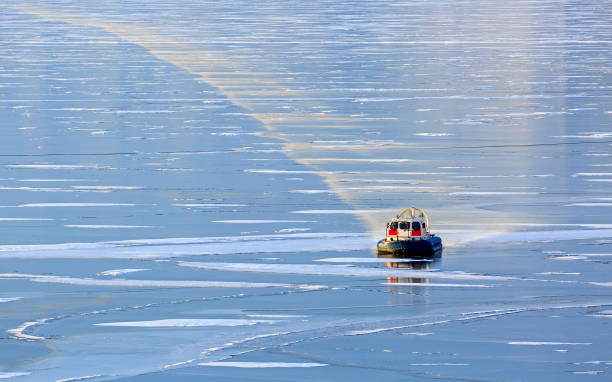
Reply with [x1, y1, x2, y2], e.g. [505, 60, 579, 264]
[1, 1, 611, 381]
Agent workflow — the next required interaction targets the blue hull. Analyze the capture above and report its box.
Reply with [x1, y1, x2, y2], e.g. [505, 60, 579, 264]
[376, 236, 442, 258]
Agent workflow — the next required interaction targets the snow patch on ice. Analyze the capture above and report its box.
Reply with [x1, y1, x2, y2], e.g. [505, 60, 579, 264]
[7, 320, 47, 340]
[0, 372, 30, 379]
[275, 228, 311, 233]
[97, 269, 150, 277]
[554, 132, 612, 139]
[65, 225, 152, 229]
[401, 332, 433, 336]
[0, 218, 54, 221]
[507, 341, 591, 346]
[56, 375, 102, 382]
[414, 132, 455, 137]
[0, 297, 23, 303]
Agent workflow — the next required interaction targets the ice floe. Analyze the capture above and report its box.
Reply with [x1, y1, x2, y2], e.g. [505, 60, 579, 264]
[95, 318, 279, 327]
[198, 362, 326, 368]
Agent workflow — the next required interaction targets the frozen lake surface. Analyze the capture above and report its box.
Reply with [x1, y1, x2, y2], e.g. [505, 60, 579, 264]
[1, 1, 611, 380]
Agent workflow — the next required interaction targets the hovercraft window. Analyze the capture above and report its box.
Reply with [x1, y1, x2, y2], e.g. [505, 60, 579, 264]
[412, 222, 421, 230]
[389, 222, 398, 230]
[399, 222, 408, 230]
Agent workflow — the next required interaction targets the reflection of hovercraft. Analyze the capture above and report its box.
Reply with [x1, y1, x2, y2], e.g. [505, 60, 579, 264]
[376, 207, 442, 258]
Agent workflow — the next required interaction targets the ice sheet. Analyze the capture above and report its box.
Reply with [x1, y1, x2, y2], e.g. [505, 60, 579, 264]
[2, 1, 612, 380]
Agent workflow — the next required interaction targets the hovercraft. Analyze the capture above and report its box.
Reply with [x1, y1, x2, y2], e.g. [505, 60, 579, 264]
[376, 207, 442, 258]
